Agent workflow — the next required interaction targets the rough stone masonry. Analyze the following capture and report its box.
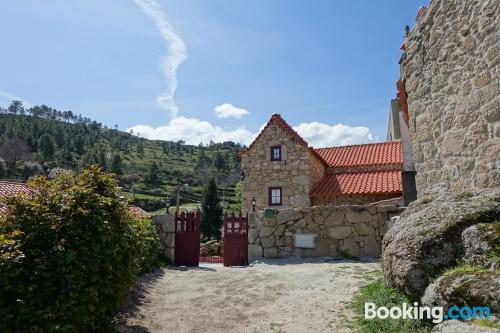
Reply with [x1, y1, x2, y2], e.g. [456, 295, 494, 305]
[401, 0, 499, 194]
[248, 205, 402, 259]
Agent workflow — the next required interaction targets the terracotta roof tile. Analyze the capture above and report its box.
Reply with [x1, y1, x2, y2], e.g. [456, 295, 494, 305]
[0, 181, 30, 214]
[310, 170, 402, 197]
[313, 141, 402, 168]
[128, 205, 151, 218]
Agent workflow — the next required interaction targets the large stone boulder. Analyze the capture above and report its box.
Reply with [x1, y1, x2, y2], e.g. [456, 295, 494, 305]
[382, 190, 500, 299]
[431, 320, 500, 333]
[422, 269, 500, 313]
[462, 223, 499, 269]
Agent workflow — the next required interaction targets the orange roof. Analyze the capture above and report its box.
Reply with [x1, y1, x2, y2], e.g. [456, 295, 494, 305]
[128, 205, 151, 218]
[310, 170, 402, 197]
[313, 141, 402, 168]
[0, 181, 30, 214]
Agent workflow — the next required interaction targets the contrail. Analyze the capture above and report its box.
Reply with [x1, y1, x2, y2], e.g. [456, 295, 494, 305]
[0, 90, 33, 108]
[134, 0, 187, 117]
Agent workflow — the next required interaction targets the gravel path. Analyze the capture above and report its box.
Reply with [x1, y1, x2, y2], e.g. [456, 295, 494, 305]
[116, 257, 380, 333]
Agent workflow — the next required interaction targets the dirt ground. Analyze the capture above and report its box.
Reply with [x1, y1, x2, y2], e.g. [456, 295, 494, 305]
[115, 257, 380, 333]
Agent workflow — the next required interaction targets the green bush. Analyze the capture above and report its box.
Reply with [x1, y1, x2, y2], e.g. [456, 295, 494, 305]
[128, 215, 162, 274]
[0, 166, 161, 332]
[349, 278, 432, 333]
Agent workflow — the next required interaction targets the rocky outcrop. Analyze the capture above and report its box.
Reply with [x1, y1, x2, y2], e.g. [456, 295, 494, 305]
[422, 270, 500, 313]
[431, 320, 500, 333]
[463, 223, 500, 269]
[382, 190, 500, 299]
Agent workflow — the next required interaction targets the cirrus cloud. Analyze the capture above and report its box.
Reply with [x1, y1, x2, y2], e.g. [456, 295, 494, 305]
[133, 0, 186, 117]
[214, 103, 250, 119]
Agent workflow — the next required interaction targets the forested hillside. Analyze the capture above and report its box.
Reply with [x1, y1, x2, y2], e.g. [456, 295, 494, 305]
[0, 101, 243, 212]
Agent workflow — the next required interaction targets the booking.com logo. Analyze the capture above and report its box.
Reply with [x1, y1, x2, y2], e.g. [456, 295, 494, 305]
[365, 302, 491, 324]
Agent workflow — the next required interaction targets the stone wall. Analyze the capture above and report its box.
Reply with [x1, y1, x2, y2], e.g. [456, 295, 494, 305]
[152, 214, 175, 263]
[401, 0, 499, 194]
[248, 205, 403, 259]
[241, 120, 325, 213]
[310, 194, 403, 206]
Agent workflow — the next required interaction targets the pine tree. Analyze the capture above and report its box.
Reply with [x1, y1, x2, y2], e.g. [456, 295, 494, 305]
[0, 157, 7, 178]
[201, 178, 223, 241]
[111, 154, 124, 175]
[38, 134, 55, 160]
[147, 161, 160, 184]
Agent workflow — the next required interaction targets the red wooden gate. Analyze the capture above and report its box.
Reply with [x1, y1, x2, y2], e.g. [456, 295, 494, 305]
[174, 211, 200, 266]
[223, 213, 249, 267]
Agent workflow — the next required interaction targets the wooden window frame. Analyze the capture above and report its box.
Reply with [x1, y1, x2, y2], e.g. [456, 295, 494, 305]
[270, 145, 282, 161]
[268, 186, 283, 206]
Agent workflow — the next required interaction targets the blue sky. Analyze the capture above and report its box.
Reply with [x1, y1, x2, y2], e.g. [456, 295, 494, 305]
[0, 0, 427, 146]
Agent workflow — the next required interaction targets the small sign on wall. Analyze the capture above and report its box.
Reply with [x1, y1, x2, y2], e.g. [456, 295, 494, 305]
[294, 234, 316, 248]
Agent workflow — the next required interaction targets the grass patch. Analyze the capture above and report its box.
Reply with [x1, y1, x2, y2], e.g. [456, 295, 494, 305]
[442, 264, 488, 277]
[269, 323, 285, 333]
[474, 318, 500, 329]
[349, 278, 432, 333]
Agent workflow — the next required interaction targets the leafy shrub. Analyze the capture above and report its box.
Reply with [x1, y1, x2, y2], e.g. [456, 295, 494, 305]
[129, 216, 162, 274]
[0, 166, 160, 332]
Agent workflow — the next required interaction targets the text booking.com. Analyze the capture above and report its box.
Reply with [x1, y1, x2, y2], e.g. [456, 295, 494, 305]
[365, 302, 491, 324]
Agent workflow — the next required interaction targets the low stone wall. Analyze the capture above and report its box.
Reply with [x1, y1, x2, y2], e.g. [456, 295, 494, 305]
[152, 214, 175, 263]
[248, 205, 403, 259]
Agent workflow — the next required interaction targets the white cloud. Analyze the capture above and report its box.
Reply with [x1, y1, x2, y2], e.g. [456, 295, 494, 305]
[134, 0, 187, 117]
[128, 116, 255, 145]
[214, 103, 250, 119]
[293, 122, 376, 148]
[128, 116, 376, 148]
[0, 90, 33, 108]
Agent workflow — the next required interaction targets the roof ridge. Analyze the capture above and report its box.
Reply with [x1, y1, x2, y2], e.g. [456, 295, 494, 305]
[314, 140, 401, 151]
[243, 113, 310, 153]
[0, 180, 28, 185]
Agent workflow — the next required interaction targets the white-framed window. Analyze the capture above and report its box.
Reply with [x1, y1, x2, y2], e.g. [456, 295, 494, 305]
[269, 186, 282, 206]
[270, 145, 281, 161]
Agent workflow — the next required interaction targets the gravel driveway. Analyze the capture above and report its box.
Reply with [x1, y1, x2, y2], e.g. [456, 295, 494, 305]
[116, 257, 380, 333]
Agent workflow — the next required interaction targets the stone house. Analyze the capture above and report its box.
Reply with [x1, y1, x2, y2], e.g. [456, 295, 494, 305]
[240, 114, 415, 213]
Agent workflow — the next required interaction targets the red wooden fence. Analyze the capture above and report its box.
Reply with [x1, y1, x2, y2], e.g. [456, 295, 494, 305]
[199, 256, 224, 263]
[223, 213, 249, 267]
[174, 211, 200, 266]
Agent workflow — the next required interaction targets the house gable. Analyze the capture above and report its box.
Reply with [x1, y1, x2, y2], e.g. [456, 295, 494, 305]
[240, 114, 321, 212]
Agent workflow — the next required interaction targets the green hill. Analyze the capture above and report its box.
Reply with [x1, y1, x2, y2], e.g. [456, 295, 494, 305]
[0, 104, 243, 213]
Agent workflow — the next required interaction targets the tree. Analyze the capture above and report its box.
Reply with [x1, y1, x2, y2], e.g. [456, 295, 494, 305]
[214, 152, 226, 171]
[21, 162, 43, 180]
[111, 154, 124, 175]
[0, 157, 6, 178]
[201, 178, 223, 241]
[137, 141, 144, 155]
[38, 134, 55, 160]
[7, 100, 23, 115]
[0, 136, 31, 171]
[147, 161, 160, 184]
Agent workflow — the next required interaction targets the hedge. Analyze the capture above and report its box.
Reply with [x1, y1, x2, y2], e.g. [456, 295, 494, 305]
[0, 166, 161, 332]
